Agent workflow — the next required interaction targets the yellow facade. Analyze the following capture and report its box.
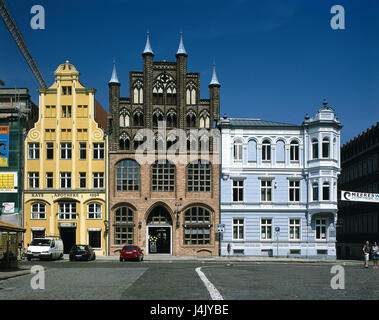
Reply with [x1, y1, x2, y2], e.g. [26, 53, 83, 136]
[24, 61, 108, 256]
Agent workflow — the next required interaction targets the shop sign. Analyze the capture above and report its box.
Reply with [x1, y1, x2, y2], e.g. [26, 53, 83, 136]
[341, 190, 379, 203]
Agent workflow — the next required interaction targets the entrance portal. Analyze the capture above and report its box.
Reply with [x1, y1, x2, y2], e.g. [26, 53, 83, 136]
[60, 227, 76, 254]
[147, 206, 172, 254]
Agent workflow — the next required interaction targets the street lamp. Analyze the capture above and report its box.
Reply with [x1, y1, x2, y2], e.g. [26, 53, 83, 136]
[104, 220, 109, 235]
[175, 202, 181, 228]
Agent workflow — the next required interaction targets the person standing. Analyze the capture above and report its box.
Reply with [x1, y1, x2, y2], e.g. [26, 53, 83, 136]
[372, 242, 378, 269]
[362, 241, 371, 268]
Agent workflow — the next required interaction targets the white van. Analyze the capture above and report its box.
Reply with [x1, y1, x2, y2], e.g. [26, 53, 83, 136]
[27, 238, 64, 261]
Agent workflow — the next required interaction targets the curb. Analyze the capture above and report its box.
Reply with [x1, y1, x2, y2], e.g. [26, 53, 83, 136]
[0, 269, 31, 281]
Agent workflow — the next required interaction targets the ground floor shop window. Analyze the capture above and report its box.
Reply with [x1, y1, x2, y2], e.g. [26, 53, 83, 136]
[88, 230, 101, 249]
[184, 207, 211, 245]
[32, 230, 45, 239]
[114, 226, 133, 245]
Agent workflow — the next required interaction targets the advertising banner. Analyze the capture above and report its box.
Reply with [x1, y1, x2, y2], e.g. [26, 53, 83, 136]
[341, 190, 379, 203]
[0, 126, 9, 167]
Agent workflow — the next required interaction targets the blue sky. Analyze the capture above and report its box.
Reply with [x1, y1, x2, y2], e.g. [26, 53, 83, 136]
[1, 0, 378, 144]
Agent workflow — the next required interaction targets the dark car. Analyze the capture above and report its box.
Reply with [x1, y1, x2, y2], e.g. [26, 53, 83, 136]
[120, 245, 144, 262]
[69, 245, 96, 261]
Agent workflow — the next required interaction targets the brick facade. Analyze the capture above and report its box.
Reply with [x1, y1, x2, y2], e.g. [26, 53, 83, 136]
[107, 35, 220, 256]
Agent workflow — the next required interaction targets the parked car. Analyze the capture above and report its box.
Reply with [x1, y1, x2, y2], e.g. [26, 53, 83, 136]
[27, 238, 64, 261]
[120, 245, 143, 262]
[69, 245, 96, 261]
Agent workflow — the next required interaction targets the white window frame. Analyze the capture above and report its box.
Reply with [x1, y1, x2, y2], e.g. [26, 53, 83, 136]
[61, 143, 72, 159]
[261, 218, 272, 240]
[289, 218, 301, 240]
[31, 203, 46, 219]
[232, 218, 244, 240]
[93, 172, 104, 189]
[290, 140, 299, 162]
[28, 143, 40, 160]
[93, 143, 104, 160]
[87, 203, 102, 220]
[289, 180, 300, 202]
[316, 218, 327, 240]
[233, 141, 243, 162]
[60, 172, 72, 189]
[262, 140, 271, 161]
[28, 172, 39, 189]
[232, 180, 244, 202]
[58, 202, 77, 220]
[261, 180, 272, 202]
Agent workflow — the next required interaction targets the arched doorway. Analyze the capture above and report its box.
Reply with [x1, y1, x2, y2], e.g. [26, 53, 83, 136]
[146, 206, 172, 254]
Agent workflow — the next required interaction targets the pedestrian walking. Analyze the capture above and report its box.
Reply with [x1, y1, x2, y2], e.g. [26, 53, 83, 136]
[372, 242, 378, 269]
[362, 241, 371, 268]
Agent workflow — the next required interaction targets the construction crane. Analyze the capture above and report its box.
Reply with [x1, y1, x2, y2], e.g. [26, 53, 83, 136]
[0, 0, 47, 89]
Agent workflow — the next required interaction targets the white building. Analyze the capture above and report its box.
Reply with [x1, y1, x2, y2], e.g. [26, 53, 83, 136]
[219, 100, 342, 258]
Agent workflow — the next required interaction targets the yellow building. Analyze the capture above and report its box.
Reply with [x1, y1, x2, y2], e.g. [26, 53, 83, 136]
[24, 61, 109, 256]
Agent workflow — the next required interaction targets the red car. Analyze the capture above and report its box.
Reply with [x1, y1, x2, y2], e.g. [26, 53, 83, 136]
[120, 245, 144, 262]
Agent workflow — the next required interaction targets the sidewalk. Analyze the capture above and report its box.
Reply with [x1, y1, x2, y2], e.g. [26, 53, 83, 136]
[96, 254, 359, 264]
[0, 268, 30, 281]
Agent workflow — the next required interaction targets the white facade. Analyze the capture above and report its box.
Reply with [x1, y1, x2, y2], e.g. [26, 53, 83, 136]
[219, 103, 342, 258]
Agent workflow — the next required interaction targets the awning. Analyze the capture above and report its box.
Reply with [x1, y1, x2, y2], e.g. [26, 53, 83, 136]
[0, 220, 26, 233]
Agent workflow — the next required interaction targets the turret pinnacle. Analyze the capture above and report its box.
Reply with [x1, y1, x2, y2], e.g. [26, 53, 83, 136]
[143, 32, 154, 55]
[176, 32, 187, 55]
[209, 63, 220, 86]
[109, 60, 119, 84]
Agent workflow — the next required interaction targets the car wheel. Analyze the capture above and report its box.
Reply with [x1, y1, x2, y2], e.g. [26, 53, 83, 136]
[119, 257, 123, 262]
[27, 257, 31, 261]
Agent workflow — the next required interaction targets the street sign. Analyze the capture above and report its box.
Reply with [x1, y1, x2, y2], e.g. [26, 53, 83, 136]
[217, 224, 225, 232]
[275, 227, 280, 232]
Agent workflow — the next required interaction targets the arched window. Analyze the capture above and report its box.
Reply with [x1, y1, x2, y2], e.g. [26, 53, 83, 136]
[184, 206, 211, 245]
[133, 133, 144, 150]
[276, 140, 285, 163]
[322, 137, 330, 158]
[119, 109, 130, 128]
[199, 134, 210, 152]
[167, 134, 177, 150]
[115, 159, 140, 191]
[151, 160, 175, 191]
[312, 182, 319, 201]
[248, 140, 257, 162]
[114, 206, 134, 245]
[262, 139, 271, 161]
[312, 139, 319, 159]
[119, 132, 130, 150]
[153, 110, 164, 127]
[153, 85, 164, 105]
[187, 135, 197, 152]
[290, 140, 299, 161]
[187, 160, 211, 192]
[133, 110, 144, 127]
[166, 84, 177, 105]
[186, 82, 196, 105]
[167, 110, 177, 127]
[233, 139, 243, 162]
[322, 182, 330, 200]
[154, 134, 164, 151]
[199, 111, 210, 129]
[31, 203, 46, 219]
[88, 203, 102, 219]
[186, 111, 196, 128]
[133, 80, 143, 104]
